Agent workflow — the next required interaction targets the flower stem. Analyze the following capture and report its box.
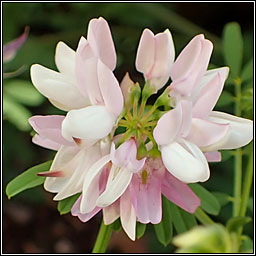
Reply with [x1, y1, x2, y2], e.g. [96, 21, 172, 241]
[239, 143, 253, 217]
[92, 220, 113, 253]
[233, 77, 242, 217]
[194, 207, 215, 225]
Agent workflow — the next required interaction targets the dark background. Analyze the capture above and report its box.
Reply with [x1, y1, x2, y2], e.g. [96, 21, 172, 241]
[2, 2, 254, 253]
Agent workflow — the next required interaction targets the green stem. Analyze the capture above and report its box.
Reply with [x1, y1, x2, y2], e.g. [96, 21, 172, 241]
[194, 207, 215, 225]
[239, 143, 253, 217]
[92, 220, 113, 253]
[233, 78, 242, 217]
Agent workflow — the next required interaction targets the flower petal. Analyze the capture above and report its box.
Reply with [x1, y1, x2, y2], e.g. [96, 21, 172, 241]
[103, 201, 120, 225]
[171, 34, 204, 81]
[148, 29, 175, 90]
[192, 67, 229, 118]
[204, 151, 221, 162]
[162, 171, 201, 213]
[29, 115, 75, 147]
[161, 141, 210, 183]
[61, 105, 115, 142]
[30, 64, 89, 111]
[97, 60, 124, 116]
[32, 134, 61, 151]
[153, 102, 182, 145]
[80, 154, 111, 213]
[87, 17, 116, 70]
[120, 189, 136, 241]
[206, 111, 253, 150]
[44, 145, 80, 193]
[96, 167, 133, 207]
[110, 140, 146, 172]
[186, 118, 230, 148]
[54, 144, 102, 200]
[55, 41, 76, 77]
[135, 29, 155, 76]
[72, 195, 101, 222]
[131, 173, 162, 224]
[171, 35, 213, 97]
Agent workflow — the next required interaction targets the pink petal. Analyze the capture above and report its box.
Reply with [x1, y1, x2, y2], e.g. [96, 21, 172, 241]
[149, 29, 174, 80]
[135, 29, 155, 76]
[72, 195, 102, 222]
[204, 151, 221, 162]
[111, 140, 146, 172]
[32, 134, 61, 151]
[192, 67, 229, 118]
[103, 201, 120, 225]
[171, 35, 213, 97]
[97, 60, 124, 116]
[87, 17, 116, 70]
[161, 171, 201, 213]
[131, 173, 162, 224]
[186, 118, 230, 148]
[3, 26, 29, 62]
[29, 115, 75, 147]
[153, 102, 182, 145]
[120, 72, 135, 108]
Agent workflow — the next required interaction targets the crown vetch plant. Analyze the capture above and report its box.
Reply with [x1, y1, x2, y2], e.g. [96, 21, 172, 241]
[6, 17, 253, 253]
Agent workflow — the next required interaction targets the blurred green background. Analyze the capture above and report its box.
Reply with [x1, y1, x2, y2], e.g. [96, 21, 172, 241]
[3, 2, 253, 253]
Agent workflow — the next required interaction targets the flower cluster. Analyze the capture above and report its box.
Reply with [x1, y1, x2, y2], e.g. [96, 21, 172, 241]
[29, 17, 253, 240]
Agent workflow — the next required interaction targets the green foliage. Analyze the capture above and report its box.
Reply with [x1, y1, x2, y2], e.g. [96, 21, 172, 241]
[226, 216, 251, 233]
[169, 203, 187, 234]
[136, 222, 147, 239]
[4, 79, 44, 106]
[189, 184, 221, 215]
[3, 94, 31, 131]
[153, 196, 173, 246]
[241, 58, 253, 82]
[6, 160, 52, 199]
[109, 218, 122, 231]
[223, 22, 243, 78]
[212, 192, 232, 208]
[57, 193, 81, 215]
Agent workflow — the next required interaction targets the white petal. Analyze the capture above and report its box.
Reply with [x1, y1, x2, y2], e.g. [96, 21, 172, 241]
[80, 154, 111, 213]
[61, 105, 115, 142]
[55, 41, 76, 77]
[103, 202, 120, 225]
[44, 145, 80, 193]
[120, 190, 136, 241]
[96, 167, 133, 207]
[30, 64, 89, 111]
[161, 141, 210, 183]
[54, 143, 102, 200]
[207, 111, 253, 150]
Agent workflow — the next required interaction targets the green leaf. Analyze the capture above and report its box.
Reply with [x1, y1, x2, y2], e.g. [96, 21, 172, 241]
[3, 94, 31, 131]
[247, 197, 253, 213]
[241, 58, 253, 82]
[169, 202, 187, 234]
[216, 90, 234, 108]
[57, 193, 81, 215]
[240, 235, 253, 253]
[136, 222, 146, 239]
[4, 80, 44, 106]
[154, 196, 173, 246]
[6, 160, 52, 199]
[223, 22, 243, 77]
[189, 184, 220, 215]
[226, 216, 251, 233]
[179, 208, 197, 229]
[211, 192, 232, 207]
[110, 218, 121, 231]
